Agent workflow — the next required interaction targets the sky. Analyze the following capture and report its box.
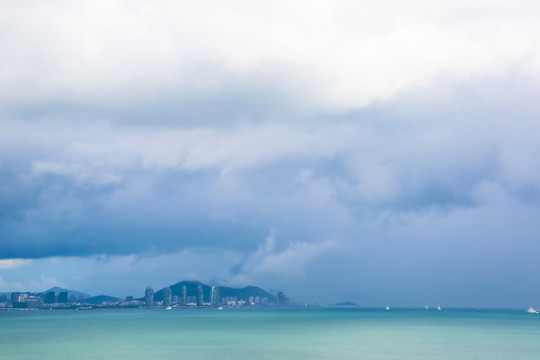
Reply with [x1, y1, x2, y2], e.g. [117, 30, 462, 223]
[1, 0, 540, 308]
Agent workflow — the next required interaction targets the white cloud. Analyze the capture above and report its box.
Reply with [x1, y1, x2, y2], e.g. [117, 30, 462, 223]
[1, 0, 539, 112]
[232, 230, 343, 285]
[0, 78, 537, 213]
[0, 259, 33, 269]
[30, 275, 65, 291]
[31, 160, 122, 186]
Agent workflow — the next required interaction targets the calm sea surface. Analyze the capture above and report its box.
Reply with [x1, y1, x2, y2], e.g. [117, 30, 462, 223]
[1, 307, 539, 359]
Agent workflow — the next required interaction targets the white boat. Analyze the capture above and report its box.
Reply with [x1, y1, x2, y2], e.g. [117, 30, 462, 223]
[217, 306, 223, 310]
[425, 305, 429, 310]
[437, 305, 441, 311]
[165, 306, 172, 310]
[385, 306, 390, 311]
[527, 307, 539, 314]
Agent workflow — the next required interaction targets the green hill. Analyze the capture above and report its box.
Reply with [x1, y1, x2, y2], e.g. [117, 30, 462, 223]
[335, 301, 358, 306]
[152, 280, 276, 304]
[40, 287, 90, 299]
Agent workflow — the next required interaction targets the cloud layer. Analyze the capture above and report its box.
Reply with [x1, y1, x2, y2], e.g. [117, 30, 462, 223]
[1, 0, 540, 307]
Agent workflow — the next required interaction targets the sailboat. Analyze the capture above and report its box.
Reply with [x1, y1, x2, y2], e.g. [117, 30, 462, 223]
[385, 305, 390, 311]
[437, 305, 442, 311]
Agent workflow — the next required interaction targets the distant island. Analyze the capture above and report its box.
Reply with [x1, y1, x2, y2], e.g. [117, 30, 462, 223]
[0, 280, 290, 310]
[335, 301, 358, 306]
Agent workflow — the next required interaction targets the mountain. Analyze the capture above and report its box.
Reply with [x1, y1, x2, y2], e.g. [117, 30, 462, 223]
[40, 287, 90, 299]
[152, 280, 277, 304]
[335, 301, 358, 306]
[85, 295, 121, 304]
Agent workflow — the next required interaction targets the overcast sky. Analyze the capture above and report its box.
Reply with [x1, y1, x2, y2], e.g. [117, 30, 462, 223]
[1, 0, 540, 307]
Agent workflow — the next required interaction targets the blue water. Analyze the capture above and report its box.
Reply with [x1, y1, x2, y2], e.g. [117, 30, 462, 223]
[1, 308, 539, 359]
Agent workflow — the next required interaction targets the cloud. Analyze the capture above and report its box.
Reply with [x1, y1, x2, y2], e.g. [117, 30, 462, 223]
[1, 0, 540, 118]
[31, 161, 122, 186]
[2, 73, 540, 263]
[0, 259, 33, 269]
[1, 0, 540, 306]
[30, 275, 65, 291]
[231, 230, 343, 286]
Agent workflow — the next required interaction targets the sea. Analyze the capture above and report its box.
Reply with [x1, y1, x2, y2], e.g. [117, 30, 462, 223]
[1, 307, 539, 359]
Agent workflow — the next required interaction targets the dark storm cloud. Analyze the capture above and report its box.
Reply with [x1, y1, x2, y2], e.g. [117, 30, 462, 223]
[2, 74, 540, 265]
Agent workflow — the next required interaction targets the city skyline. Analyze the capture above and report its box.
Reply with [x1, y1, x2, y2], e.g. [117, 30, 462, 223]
[0, 280, 279, 309]
[1, 1, 540, 308]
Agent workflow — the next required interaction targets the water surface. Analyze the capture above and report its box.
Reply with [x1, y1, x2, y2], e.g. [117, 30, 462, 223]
[1, 308, 539, 359]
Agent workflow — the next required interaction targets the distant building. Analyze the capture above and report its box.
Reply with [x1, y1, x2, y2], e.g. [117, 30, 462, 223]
[248, 296, 261, 306]
[44, 291, 55, 304]
[196, 285, 204, 306]
[26, 296, 43, 308]
[58, 292, 68, 303]
[181, 285, 187, 305]
[187, 296, 196, 305]
[225, 297, 237, 306]
[10, 292, 30, 308]
[163, 287, 172, 307]
[145, 287, 154, 307]
[277, 292, 290, 307]
[210, 285, 220, 306]
[222, 296, 238, 306]
[11, 292, 20, 304]
[11, 292, 28, 304]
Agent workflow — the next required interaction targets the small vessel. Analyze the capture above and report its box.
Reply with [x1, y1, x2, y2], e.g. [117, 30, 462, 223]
[437, 305, 442, 311]
[165, 306, 172, 310]
[385, 306, 390, 311]
[425, 305, 429, 310]
[527, 307, 539, 314]
[77, 306, 93, 310]
[217, 306, 223, 310]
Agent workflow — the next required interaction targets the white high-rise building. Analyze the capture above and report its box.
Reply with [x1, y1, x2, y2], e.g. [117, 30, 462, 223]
[181, 285, 187, 305]
[196, 285, 204, 306]
[163, 287, 172, 307]
[145, 287, 154, 307]
[211, 285, 220, 306]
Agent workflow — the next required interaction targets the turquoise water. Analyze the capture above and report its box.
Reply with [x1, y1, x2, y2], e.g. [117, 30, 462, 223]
[1, 308, 540, 359]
